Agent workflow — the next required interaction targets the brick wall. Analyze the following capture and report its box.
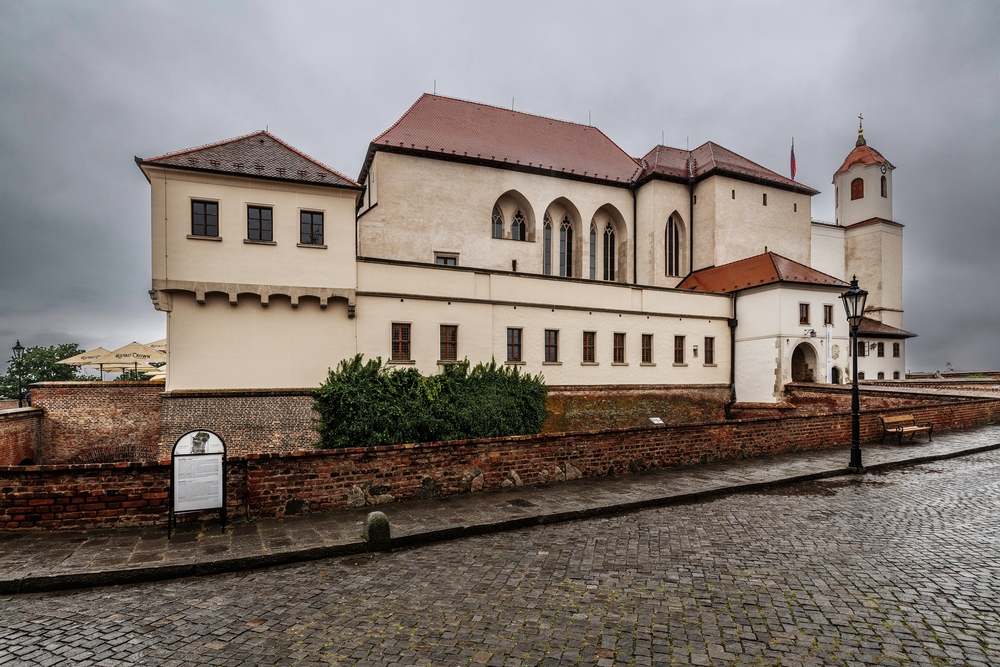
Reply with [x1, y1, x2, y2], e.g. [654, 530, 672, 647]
[30, 383, 162, 464]
[784, 383, 971, 415]
[0, 408, 41, 466]
[4, 394, 999, 530]
[0, 400, 19, 411]
[160, 389, 318, 458]
[544, 384, 730, 432]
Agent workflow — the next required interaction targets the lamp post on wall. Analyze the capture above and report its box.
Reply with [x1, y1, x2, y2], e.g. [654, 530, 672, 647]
[12, 340, 25, 409]
[841, 277, 868, 470]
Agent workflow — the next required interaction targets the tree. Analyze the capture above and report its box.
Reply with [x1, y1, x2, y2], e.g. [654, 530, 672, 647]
[0, 343, 91, 400]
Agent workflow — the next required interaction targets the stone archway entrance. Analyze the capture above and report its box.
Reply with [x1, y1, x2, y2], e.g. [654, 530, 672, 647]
[830, 366, 841, 385]
[791, 343, 818, 382]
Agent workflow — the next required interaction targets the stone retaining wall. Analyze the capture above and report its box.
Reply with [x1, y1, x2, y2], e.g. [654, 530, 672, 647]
[3, 394, 999, 530]
[0, 408, 41, 466]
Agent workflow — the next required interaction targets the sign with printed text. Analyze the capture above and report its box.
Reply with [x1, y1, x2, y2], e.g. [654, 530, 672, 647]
[171, 430, 225, 513]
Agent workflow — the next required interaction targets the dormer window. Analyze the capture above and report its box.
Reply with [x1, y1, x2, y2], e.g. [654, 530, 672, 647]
[851, 178, 864, 200]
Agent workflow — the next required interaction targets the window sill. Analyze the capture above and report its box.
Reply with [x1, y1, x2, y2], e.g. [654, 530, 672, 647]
[703, 363, 718, 367]
[491, 237, 533, 243]
[612, 362, 628, 367]
[244, 239, 276, 246]
[580, 361, 599, 366]
[387, 359, 414, 365]
[640, 362, 656, 367]
[437, 360, 460, 365]
[504, 360, 526, 365]
[297, 243, 327, 249]
[673, 363, 688, 367]
[187, 234, 222, 242]
[542, 361, 562, 366]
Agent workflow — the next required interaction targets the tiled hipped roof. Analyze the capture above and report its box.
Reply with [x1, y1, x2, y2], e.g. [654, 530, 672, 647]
[639, 143, 820, 196]
[676, 252, 848, 294]
[857, 317, 916, 339]
[360, 94, 644, 186]
[139, 131, 359, 188]
[835, 144, 893, 177]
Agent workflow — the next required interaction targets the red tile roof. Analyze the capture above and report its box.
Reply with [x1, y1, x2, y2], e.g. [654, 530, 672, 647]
[857, 317, 916, 339]
[835, 144, 893, 177]
[139, 131, 359, 188]
[639, 142, 819, 195]
[676, 252, 849, 294]
[360, 94, 643, 186]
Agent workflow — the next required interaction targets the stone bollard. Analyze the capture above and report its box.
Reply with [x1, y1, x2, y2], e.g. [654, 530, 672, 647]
[364, 511, 391, 552]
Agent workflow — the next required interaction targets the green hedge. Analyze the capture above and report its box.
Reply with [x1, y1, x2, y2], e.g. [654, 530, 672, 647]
[313, 355, 548, 449]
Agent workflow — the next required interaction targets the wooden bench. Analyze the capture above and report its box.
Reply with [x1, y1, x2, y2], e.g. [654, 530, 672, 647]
[880, 415, 933, 445]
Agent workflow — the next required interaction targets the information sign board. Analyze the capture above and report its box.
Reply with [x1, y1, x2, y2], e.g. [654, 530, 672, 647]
[169, 429, 227, 537]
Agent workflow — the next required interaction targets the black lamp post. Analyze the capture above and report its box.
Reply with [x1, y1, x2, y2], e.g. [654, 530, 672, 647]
[12, 340, 25, 409]
[841, 276, 868, 470]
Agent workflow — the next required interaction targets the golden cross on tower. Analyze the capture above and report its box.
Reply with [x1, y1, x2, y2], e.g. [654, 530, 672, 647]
[856, 113, 866, 147]
[858, 113, 864, 131]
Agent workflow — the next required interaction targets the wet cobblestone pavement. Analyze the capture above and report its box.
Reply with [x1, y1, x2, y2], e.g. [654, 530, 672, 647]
[3, 445, 1000, 665]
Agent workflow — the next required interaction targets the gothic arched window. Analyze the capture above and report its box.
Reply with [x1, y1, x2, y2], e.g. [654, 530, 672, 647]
[851, 178, 864, 200]
[492, 205, 504, 238]
[559, 216, 573, 277]
[666, 215, 680, 277]
[589, 224, 597, 280]
[880, 175, 887, 198]
[512, 210, 526, 241]
[543, 214, 552, 275]
[603, 222, 616, 281]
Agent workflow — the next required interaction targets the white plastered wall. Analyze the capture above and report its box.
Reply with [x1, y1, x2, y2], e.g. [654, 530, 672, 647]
[835, 162, 892, 226]
[634, 179, 692, 287]
[856, 339, 907, 380]
[810, 222, 846, 280]
[844, 220, 904, 327]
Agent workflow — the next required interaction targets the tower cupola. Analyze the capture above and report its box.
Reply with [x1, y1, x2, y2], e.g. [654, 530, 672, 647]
[833, 115, 894, 225]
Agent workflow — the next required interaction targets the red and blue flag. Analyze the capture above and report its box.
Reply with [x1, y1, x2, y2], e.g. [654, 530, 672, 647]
[790, 139, 797, 181]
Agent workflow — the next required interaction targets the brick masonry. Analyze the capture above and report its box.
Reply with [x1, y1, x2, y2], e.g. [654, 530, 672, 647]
[3, 393, 999, 530]
[0, 408, 41, 466]
[30, 382, 162, 464]
[544, 384, 730, 432]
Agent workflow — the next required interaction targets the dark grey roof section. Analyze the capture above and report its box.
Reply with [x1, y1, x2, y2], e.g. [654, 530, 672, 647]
[139, 131, 360, 189]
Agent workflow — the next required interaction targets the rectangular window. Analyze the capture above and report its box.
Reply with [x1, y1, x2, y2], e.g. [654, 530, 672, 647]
[893, 342, 900, 358]
[824, 305, 833, 325]
[506, 328, 522, 362]
[893, 371, 900, 379]
[857, 340, 867, 357]
[434, 253, 458, 266]
[247, 206, 272, 241]
[544, 330, 559, 362]
[763, 193, 768, 206]
[439, 325, 457, 361]
[391, 323, 410, 361]
[641, 334, 653, 364]
[674, 336, 685, 364]
[582, 331, 596, 363]
[858, 371, 866, 380]
[877, 372, 885, 380]
[300, 211, 324, 245]
[799, 303, 810, 325]
[877, 342, 885, 358]
[191, 200, 219, 237]
[794, 203, 798, 212]
[613, 333, 625, 364]
[704, 337, 715, 365]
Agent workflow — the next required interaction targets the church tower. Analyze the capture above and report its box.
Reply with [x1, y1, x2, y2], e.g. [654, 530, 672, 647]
[834, 117, 904, 328]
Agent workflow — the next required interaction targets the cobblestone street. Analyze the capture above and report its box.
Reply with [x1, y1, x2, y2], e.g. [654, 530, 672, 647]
[3, 449, 1000, 666]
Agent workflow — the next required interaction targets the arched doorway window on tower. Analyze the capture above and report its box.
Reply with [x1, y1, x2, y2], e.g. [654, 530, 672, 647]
[851, 178, 864, 200]
[666, 215, 681, 277]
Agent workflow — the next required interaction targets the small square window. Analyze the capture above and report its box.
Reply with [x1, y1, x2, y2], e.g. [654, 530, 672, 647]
[248, 206, 272, 242]
[799, 303, 810, 325]
[674, 335, 685, 364]
[440, 325, 457, 361]
[300, 211, 324, 245]
[506, 328, 522, 362]
[583, 331, 596, 363]
[613, 333, 625, 364]
[641, 334, 653, 364]
[391, 323, 410, 361]
[823, 305, 833, 326]
[192, 200, 219, 237]
[544, 330, 559, 363]
[435, 253, 458, 266]
[704, 337, 715, 365]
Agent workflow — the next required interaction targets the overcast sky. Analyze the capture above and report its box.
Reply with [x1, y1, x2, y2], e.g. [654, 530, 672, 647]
[1, 1, 998, 372]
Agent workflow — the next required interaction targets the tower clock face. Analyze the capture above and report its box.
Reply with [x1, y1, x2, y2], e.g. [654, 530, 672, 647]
[880, 164, 887, 174]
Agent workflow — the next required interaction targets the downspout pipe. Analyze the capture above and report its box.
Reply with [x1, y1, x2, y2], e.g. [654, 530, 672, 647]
[725, 292, 738, 419]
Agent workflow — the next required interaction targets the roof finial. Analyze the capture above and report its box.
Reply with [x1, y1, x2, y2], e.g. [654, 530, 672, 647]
[856, 113, 866, 147]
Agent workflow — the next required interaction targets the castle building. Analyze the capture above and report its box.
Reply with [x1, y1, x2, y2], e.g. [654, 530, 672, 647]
[136, 95, 913, 402]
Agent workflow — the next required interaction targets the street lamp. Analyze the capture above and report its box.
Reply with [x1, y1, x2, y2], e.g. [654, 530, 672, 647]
[841, 276, 868, 470]
[11, 340, 25, 409]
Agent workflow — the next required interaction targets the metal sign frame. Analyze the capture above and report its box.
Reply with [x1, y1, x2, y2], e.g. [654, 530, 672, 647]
[169, 429, 227, 538]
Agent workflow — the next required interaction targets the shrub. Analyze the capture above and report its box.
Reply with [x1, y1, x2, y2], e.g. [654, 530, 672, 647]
[313, 355, 547, 448]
